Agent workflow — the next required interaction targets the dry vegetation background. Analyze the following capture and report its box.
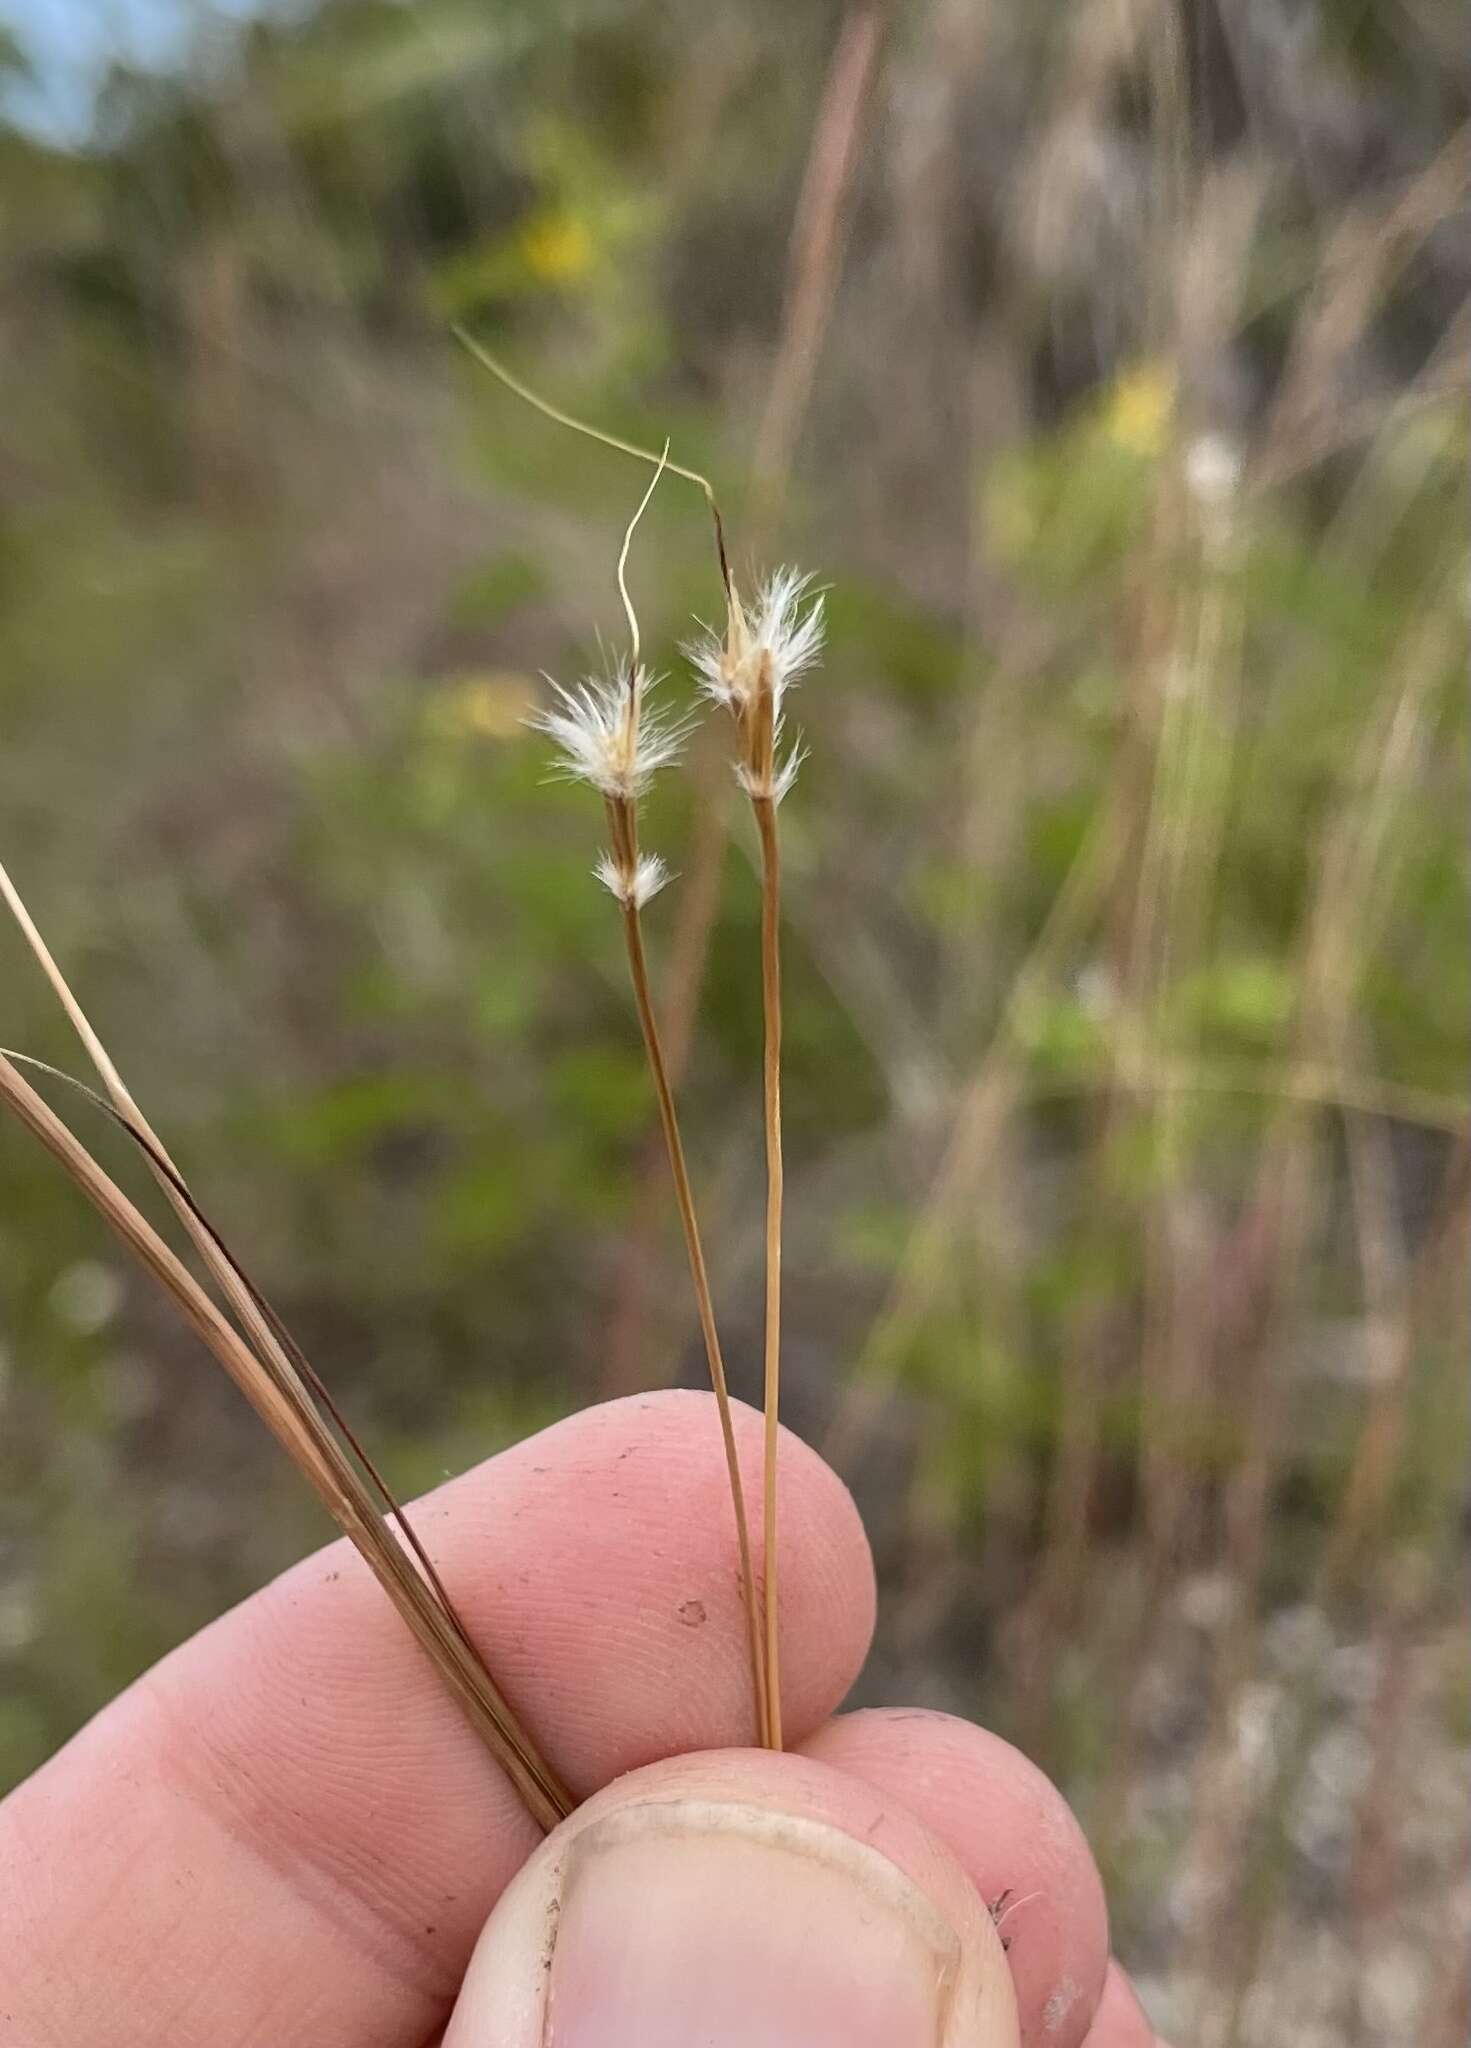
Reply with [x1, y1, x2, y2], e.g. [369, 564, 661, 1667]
[0, 1, 1467, 2039]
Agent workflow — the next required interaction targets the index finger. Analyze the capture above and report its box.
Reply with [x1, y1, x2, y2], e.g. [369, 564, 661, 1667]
[0, 1391, 874, 2047]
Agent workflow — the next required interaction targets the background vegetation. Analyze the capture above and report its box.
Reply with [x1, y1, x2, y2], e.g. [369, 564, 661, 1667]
[0, 2, 1466, 2039]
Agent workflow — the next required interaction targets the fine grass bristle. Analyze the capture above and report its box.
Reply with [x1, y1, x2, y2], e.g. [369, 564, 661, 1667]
[452, 324, 733, 601]
[0, 861, 571, 1829]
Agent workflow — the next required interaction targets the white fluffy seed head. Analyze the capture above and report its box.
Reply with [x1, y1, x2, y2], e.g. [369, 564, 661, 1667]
[594, 850, 671, 907]
[531, 664, 687, 801]
[752, 568, 825, 698]
[684, 595, 747, 714]
[685, 567, 824, 722]
[736, 737, 807, 806]
[685, 567, 822, 804]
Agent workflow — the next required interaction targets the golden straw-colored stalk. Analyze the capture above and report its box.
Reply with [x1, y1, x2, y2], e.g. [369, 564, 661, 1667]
[0, 858, 457, 1598]
[687, 572, 822, 1751]
[682, 574, 806, 1754]
[0, 855, 569, 1820]
[751, 791, 786, 1746]
[612, 831, 771, 1746]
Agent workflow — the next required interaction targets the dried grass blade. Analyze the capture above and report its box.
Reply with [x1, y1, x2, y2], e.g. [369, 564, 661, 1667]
[2, 1051, 468, 1640]
[0, 858, 471, 1629]
[0, 859, 573, 1826]
[0, 1051, 572, 1828]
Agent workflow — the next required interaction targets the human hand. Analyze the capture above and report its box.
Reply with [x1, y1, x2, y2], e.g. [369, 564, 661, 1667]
[0, 1393, 1161, 2045]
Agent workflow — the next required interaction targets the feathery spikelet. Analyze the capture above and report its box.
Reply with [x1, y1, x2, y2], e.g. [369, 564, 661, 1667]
[686, 569, 825, 716]
[531, 659, 687, 907]
[750, 567, 826, 695]
[532, 664, 687, 802]
[594, 850, 671, 907]
[685, 568, 823, 804]
[739, 738, 807, 806]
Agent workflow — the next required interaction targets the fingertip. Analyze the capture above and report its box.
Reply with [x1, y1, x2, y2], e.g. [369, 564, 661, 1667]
[416, 1390, 875, 1784]
[801, 1707, 1109, 2048]
[1083, 1961, 1156, 2047]
[446, 1748, 1020, 2048]
[52, 1390, 879, 2044]
[544, 1391, 878, 1741]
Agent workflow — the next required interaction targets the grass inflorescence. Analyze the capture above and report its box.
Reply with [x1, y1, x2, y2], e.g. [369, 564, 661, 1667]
[510, 376, 827, 1753]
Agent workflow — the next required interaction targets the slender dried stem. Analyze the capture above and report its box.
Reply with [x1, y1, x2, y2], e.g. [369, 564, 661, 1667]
[453, 325, 732, 599]
[461, 338, 784, 1743]
[0, 855, 571, 1818]
[0, 1050, 573, 1828]
[0, 857, 483, 1668]
[0, 859, 135, 1115]
[609, 799, 771, 1747]
[752, 791, 785, 1748]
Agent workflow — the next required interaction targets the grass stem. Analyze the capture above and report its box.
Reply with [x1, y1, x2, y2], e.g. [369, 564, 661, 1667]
[0, 1049, 573, 1827]
[752, 792, 785, 1749]
[0, 856, 490, 1651]
[616, 877, 771, 1746]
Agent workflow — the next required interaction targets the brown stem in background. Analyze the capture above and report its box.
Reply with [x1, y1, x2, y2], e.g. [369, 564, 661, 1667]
[748, 3, 886, 540]
[752, 792, 785, 1747]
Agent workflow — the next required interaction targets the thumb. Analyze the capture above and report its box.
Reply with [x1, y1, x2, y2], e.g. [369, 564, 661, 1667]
[444, 1748, 1020, 2047]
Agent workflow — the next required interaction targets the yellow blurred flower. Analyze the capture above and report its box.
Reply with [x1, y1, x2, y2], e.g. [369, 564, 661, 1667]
[1101, 363, 1176, 457]
[430, 672, 537, 741]
[518, 207, 593, 284]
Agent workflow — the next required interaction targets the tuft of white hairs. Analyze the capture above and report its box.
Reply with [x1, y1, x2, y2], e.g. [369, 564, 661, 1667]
[752, 568, 825, 697]
[531, 664, 688, 802]
[736, 738, 807, 807]
[685, 568, 825, 720]
[594, 850, 671, 907]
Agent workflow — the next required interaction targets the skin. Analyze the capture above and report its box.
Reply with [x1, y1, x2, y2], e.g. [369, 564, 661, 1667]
[0, 1391, 1164, 2046]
